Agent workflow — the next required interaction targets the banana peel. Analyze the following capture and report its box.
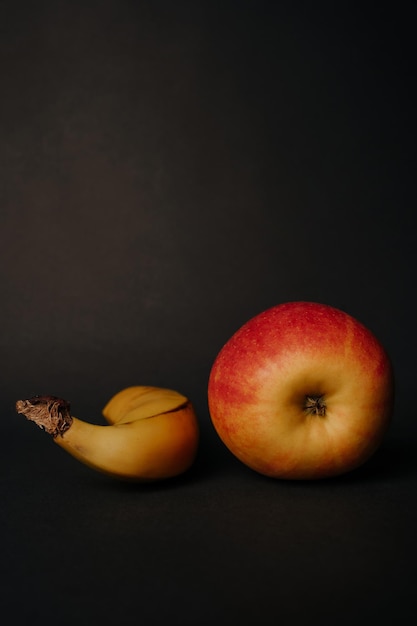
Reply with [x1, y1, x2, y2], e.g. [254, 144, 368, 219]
[16, 386, 199, 482]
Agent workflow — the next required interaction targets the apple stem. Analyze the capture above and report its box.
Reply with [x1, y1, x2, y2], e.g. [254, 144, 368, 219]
[304, 395, 326, 417]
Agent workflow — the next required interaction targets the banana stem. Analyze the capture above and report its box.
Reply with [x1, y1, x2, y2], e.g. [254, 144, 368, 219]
[16, 395, 73, 437]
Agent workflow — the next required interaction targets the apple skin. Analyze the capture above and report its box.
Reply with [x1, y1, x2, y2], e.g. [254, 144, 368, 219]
[208, 302, 394, 479]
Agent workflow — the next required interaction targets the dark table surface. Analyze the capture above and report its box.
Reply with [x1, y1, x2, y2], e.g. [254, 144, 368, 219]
[2, 2, 416, 624]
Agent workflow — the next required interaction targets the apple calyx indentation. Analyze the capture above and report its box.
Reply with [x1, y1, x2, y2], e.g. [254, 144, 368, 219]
[304, 395, 326, 417]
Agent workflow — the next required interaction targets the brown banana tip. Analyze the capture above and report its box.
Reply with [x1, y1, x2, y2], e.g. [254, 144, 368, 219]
[15, 395, 73, 438]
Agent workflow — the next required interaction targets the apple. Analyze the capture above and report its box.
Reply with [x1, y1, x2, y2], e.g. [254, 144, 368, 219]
[208, 301, 394, 479]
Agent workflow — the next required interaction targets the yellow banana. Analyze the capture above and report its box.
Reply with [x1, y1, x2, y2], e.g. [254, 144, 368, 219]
[15, 386, 199, 482]
[102, 385, 189, 424]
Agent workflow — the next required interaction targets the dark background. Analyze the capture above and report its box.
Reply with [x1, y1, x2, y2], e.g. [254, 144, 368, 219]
[1, 1, 416, 624]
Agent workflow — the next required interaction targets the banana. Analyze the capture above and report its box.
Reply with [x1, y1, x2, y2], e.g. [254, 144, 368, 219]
[15, 386, 199, 482]
[102, 385, 189, 424]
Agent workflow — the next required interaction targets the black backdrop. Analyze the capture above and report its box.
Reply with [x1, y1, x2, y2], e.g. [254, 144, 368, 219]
[1, 2, 416, 624]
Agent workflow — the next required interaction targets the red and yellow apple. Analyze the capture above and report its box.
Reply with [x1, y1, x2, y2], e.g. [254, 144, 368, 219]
[208, 301, 394, 479]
